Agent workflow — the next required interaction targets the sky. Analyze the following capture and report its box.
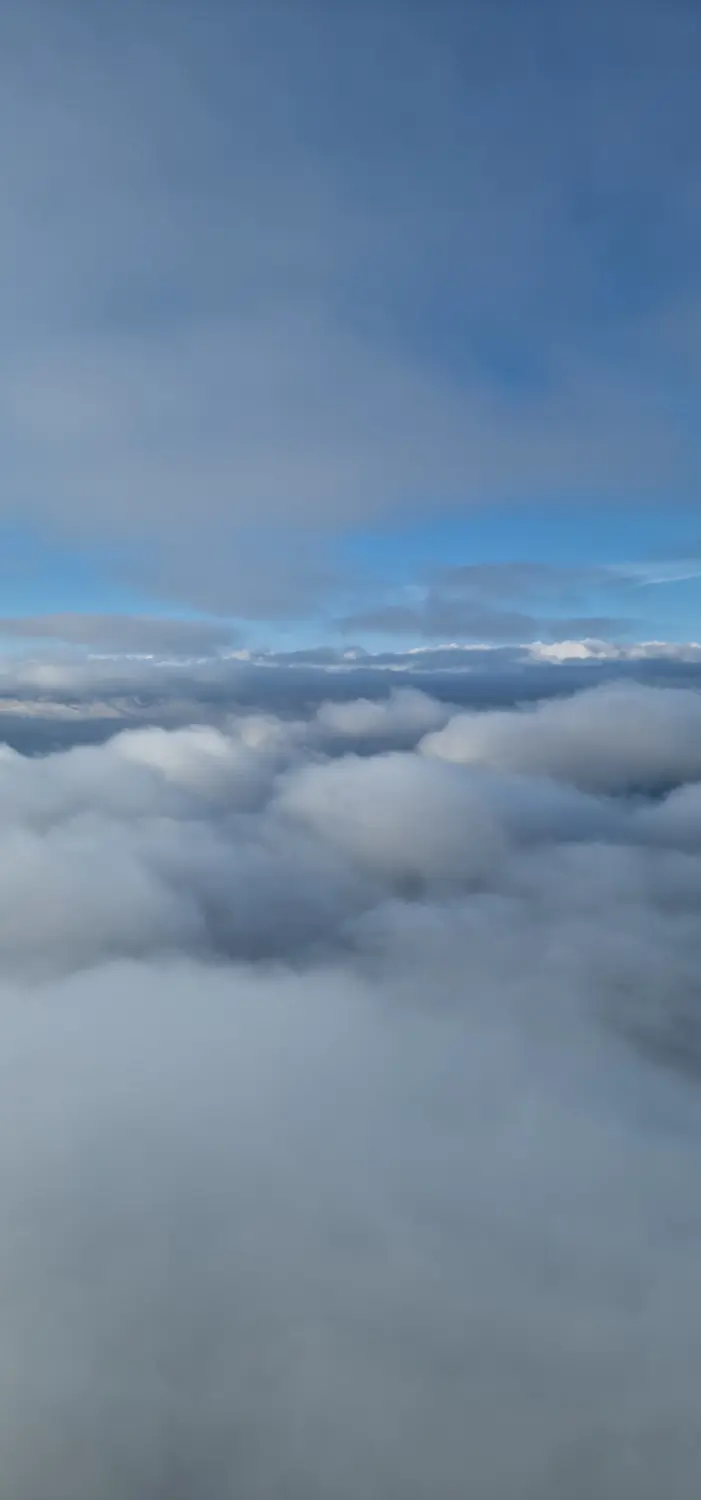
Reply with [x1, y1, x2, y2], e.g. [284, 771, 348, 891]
[6, 11, 701, 1493]
[0, 0, 700, 653]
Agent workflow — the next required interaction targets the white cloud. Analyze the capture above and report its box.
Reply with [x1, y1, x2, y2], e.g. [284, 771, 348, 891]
[314, 687, 450, 745]
[422, 679, 701, 792]
[529, 638, 701, 663]
[0, 675, 701, 1488]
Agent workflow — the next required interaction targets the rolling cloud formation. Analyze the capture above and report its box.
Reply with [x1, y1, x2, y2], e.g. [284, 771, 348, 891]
[2, 672, 701, 1495]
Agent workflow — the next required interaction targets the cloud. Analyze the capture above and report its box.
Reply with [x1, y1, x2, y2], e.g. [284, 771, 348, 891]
[339, 560, 669, 643]
[0, 672, 701, 1489]
[607, 561, 701, 586]
[0, 613, 239, 656]
[422, 678, 701, 793]
[0, 3, 700, 609]
[424, 562, 626, 605]
[1, 0, 701, 1471]
[528, 638, 701, 662]
[0, 639, 699, 763]
[314, 687, 451, 748]
[6, 953, 701, 1498]
[341, 601, 631, 643]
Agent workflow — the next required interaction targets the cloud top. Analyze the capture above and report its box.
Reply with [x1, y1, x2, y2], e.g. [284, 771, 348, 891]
[0, 672, 701, 1492]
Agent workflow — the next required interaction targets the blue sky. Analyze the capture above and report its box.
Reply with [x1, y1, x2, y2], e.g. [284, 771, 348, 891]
[0, 0, 700, 651]
[334, 504, 701, 648]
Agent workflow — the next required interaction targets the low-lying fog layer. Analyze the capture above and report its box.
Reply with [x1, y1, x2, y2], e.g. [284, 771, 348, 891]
[3, 675, 701, 1496]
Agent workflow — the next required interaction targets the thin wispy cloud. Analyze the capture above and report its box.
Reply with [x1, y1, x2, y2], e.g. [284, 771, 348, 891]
[607, 561, 701, 585]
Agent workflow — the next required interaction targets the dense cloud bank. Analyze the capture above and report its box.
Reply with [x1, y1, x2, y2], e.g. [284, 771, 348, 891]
[5, 676, 701, 1495]
[2, 639, 701, 754]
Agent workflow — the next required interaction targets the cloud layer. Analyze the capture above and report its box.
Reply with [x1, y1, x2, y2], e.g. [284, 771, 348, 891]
[2, 671, 701, 1493]
[0, 612, 239, 656]
[341, 561, 639, 642]
[1, 2, 700, 610]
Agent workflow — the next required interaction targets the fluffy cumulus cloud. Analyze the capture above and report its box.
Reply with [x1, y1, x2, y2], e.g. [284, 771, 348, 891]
[422, 678, 701, 792]
[2, 671, 701, 1494]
